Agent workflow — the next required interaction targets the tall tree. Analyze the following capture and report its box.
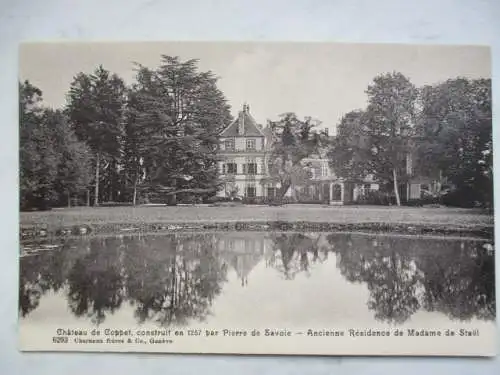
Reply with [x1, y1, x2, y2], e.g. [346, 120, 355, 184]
[122, 82, 148, 205]
[328, 110, 372, 182]
[364, 72, 418, 206]
[20, 81, 93, 209]
[19, 81, 42, 207]
[416, 78, 492, 207]
[128, 56, 231, 205]
[265, 113, 324, 200]
[48, 109, 93, 207]
[330, 72, 418, 205]
[19, 81, 63, 210]
[66, 65, 126, 206]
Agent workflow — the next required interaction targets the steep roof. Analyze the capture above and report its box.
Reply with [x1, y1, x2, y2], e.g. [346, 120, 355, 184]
[230, 252, 263, 284]
[219, 104, 265, 137]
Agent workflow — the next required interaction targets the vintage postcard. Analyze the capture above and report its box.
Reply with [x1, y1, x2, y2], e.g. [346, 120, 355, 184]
[18, 41, 495, 356]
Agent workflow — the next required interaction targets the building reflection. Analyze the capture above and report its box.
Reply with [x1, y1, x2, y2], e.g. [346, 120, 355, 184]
[218, 233, 267, 286]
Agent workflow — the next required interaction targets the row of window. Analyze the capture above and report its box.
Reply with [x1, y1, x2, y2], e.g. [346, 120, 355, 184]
[222, 162, 259, 175]
[221, 163, 332, 177]
[223, 138, 258, 151]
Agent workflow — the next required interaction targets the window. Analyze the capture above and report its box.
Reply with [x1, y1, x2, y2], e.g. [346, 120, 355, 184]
[321, 163, 329, 177]
[226, 163, 237, 174]
[246, 186, 256, 198]
[267, 187, 276, 197]
[267, 161, 274, 173]
[224, 138, 235, 151]
[313, 166, 321, 178]
[246, 163, 257, 175]
[246, 139, 256, 150]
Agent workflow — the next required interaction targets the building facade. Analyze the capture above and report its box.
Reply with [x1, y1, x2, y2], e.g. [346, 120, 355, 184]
[217, 104, 268, 199]
[217, 104, 353, 204]
[216, 104, 440, 204]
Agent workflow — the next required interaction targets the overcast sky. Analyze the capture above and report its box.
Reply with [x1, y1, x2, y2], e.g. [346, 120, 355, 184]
[19, 42, 490, 133]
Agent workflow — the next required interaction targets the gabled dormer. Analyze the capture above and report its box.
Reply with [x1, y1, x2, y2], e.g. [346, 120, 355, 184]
[219, 104, 265, 138]
[219, 103, 266, 152]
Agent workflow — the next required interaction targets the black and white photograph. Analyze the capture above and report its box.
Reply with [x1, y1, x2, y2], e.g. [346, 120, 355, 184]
[18, 41, 495, 356]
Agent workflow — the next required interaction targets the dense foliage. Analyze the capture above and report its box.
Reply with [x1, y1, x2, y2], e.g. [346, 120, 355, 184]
[20, 81, 93, 210]
[20, 56, 231, 210]
[263, 113, 327, 200]
[329, 73, 492, 208]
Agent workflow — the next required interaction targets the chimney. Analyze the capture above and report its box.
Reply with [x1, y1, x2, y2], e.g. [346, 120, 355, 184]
[238, 103, 247, 135]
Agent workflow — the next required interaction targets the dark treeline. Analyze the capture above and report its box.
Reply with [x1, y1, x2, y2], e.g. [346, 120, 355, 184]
[20, 62, 492, 210]
[20, 56, 232, 211]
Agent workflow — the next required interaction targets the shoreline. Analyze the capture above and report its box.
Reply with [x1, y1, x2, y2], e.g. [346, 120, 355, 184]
[20, 205, 494, 240]
[20, 220, 494, 241]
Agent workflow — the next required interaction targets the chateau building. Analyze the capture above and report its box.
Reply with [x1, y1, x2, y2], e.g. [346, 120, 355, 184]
[217, 104, 267, 199]
[216, 104, 429, 204]
[217, 104, 352, 204]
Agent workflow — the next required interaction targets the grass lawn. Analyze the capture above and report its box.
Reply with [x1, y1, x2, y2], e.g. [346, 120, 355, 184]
[20, 204, 494, 231]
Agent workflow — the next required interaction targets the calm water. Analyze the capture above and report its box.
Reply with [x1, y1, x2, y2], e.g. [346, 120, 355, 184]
[19, 232, 495, 328]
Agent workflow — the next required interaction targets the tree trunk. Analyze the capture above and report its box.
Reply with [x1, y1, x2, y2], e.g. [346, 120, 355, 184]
[438, 169, 443, 192]
[393, 168, 401, 206]
[167, 178, 177, 206]
[94, 152, 101, 207]
[86, 189, 90, 207]
[132, 176, 138, 206]
[278, 179, 291, 200]
[67, 191, 71, 208]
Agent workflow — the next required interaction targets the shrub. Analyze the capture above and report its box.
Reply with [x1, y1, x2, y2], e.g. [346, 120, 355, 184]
[440, 188, 478, 208]
[356, 191, 396, 206]
[205, 196, 242, 204]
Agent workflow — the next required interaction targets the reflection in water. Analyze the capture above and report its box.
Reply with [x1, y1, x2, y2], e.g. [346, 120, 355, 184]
[19, 243, 66, 317]
[266, 233, 327, 280]
[19, 232, 495, 326]
[329, 234, 496, 324]
[66, 237, 126, 324]
[124, 234, 227, 326]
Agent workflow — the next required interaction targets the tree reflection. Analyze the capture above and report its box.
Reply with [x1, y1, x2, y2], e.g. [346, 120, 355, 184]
[329, 234, 421, 324]
[123, 234, 228, 327]
[19, 232, 495, 326]
[19, 233, 229, 327]
[19, 243, 66, 317]
[416, 240, 495, 321]
[363, 253, 420, 324]
[268, 233, 325, 280]
[329, 234, 495, 324]
[66, 237, 126, 325]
